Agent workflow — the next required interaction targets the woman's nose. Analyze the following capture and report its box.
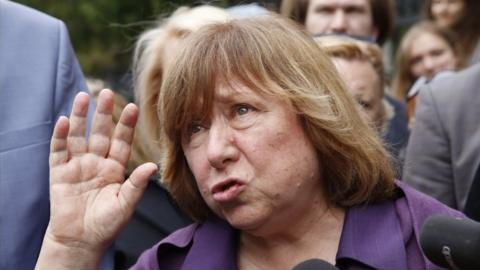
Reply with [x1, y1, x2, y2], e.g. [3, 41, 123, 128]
[422, 57, 437, 78]
[206, 122, 240, 169]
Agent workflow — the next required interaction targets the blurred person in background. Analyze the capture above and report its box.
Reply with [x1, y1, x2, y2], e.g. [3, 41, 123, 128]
[317, 36, 406, 170]
[35, 15, 464, 270]
[392, 22, 459, 127]
[280, 0, 395, 46]
[424, 0, 480, 65]
[0, 0, 113, 269]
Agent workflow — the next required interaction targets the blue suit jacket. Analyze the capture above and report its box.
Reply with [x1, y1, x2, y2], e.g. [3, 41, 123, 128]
[0, 1, 111, 269]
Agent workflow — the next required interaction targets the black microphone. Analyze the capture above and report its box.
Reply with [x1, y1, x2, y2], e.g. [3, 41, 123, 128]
[292, 259, 339, 270]
[420, 215, 480, 270]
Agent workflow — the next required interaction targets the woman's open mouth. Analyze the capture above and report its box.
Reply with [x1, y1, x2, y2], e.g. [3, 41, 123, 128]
[211, 179, 246, 202]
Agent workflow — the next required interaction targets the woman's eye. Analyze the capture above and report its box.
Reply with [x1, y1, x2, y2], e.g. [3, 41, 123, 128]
[187, 122, 205, 135]
[235, 104, 253, 116]
[230, 104, 258, 129]
[191, 125, 202, 134]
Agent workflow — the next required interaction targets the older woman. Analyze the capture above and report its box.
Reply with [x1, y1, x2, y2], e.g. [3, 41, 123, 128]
[36, 16, 462, 269]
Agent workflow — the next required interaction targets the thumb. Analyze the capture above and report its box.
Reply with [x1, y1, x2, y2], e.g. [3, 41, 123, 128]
[118, 162, 158, 214]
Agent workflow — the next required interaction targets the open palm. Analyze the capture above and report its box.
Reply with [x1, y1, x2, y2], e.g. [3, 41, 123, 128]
[46, 89, 157, 254]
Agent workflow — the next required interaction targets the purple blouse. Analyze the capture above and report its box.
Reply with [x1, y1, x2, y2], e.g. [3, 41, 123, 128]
[130, 181, 464, 270]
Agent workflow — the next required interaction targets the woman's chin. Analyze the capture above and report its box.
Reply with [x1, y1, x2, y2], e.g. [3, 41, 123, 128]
[228, 218, 261, 231]
[222, 208, 272, 235]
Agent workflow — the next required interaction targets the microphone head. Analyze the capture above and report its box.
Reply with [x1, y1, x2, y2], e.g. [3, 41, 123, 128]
[420, 215, 480, 269]
[292, 259, 339, 270]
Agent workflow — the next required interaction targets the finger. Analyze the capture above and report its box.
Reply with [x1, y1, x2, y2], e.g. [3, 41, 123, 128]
[88, 89, 114, 157]
[67, 92, 90, 156]
[50, 116, 70, 167]
[108, 103, 138, 166]
[118, 163, 158, 213]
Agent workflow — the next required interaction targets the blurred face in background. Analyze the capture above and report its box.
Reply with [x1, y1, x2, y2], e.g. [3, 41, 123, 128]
[333, 58, 384, 131]
[305, 0, 377, 39]
[409, 32, 457, 80]
[430, 0, 465, 28]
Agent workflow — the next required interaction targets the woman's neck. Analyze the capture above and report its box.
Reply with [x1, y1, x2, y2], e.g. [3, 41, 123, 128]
[237, 204, 345, 270]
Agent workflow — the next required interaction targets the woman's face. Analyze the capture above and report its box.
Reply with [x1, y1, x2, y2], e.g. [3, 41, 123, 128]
[182, 82, 324, 235]
[409, 32, 457, 80]
[430, 0, 465, 28]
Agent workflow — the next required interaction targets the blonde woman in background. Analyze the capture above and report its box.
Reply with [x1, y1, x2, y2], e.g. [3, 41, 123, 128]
[392, 22, 458, 127]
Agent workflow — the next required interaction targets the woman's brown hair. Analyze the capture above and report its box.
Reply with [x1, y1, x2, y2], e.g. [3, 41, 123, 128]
[158, 15, 395, 221]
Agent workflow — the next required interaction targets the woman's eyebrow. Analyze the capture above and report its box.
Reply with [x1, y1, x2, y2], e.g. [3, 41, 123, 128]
[214, 89, 249, 102]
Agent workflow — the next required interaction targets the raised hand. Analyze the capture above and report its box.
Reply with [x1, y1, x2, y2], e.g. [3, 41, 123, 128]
[36, 89, 157, 269]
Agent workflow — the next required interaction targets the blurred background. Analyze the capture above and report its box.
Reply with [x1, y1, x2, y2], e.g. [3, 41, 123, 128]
[15, 0, 424, 100]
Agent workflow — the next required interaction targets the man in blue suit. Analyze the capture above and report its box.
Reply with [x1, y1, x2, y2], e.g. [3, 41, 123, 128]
[0, 1, 112, 268]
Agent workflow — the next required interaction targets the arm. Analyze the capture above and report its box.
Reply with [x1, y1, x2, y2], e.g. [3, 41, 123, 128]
[36, 90, 157, 270]
[402, 85, 456, 207]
